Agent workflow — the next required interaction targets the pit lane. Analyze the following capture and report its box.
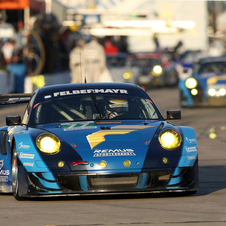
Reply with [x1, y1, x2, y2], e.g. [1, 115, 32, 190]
[0, 87, 226, 226]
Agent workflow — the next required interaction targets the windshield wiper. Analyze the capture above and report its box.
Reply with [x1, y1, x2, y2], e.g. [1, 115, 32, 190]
[91, 91, 103, 120]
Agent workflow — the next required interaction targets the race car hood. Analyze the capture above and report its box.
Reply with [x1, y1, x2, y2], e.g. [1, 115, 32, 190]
[37, 120, 162, 171]
[194, 73, 226, 88]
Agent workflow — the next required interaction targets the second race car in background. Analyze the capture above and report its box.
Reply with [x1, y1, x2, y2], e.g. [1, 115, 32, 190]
[128, 52, 179, 89]
[179, 56, 226, 107]
[106, 52, 139, 84]
[175, 50, 207, 80]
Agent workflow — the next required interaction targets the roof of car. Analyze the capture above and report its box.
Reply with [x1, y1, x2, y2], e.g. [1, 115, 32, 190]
[128, 52, 162, 60]
[106, 52, 129, 58]
[198, 56, 226, 63]
[36, 82, 142, 94]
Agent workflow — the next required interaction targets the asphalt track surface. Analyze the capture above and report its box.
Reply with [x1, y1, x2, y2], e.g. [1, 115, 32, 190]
[0, 87, 226, 226]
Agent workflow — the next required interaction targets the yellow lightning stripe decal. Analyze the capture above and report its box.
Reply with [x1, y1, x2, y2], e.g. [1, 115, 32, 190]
[87, 130, 135, 149]
[207, 75, 226, 85]
[86, 125, 154, 149]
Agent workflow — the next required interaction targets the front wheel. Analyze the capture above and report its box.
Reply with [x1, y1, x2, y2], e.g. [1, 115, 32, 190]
[12, 147, 28, 200]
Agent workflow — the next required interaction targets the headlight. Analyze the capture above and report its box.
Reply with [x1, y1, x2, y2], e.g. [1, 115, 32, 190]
[208, 88, 216, 96]
[123, 71, 133, 79]
[219, 88, 226, 96]
[158, 129, 182, 150]
[152, 65, 163, 76]
[185, 78, 197, 89]
[191, 89, 198, 95]
[36, 134, 61, 154]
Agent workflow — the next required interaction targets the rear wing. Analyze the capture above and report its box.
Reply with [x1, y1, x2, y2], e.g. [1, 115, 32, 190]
[0, 93, 33, 105]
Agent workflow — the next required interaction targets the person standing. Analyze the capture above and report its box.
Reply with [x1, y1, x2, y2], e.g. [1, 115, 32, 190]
[1, 39, 15, 65]
[83, 35, 106, 83]
[104, 38, 119, 55]
[69, 39, 86, 83]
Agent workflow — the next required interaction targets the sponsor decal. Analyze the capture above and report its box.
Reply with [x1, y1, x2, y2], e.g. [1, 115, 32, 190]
[18, 142, 30, 149]
[61, 121, 97, 131]
[44, 95, 52, 99]
[19, 152, 35, 159]
[0, 161, 10, 176]
[23, 162, 34, 167]
[71, 161, 88, 166]
[93, 149, 136, 157]
[87, 125, 153, 149]
[144, 141, 150, 145]
[0, 170, 10, 176]
[0, 176, 8, 182]
[185, 147, 197, 153]
[71, 143, 77, 148]
[53, 89, 128, 97]
[0, 160, 3, 170]
[188, 156, 196, 160]
[185, 137, 196, 143]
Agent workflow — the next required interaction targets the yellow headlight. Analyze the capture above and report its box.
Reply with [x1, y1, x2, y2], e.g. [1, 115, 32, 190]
[152, 65, 163, 76]
[36, 134, 61, 154]
[158, 130, 182, 150]
[185, 78, 197, 89]
[191, 89, 198, 95]
[123, 71, 133, 79]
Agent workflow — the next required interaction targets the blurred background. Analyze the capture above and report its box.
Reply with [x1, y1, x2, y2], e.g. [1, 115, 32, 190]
[1, 0, 226, 93]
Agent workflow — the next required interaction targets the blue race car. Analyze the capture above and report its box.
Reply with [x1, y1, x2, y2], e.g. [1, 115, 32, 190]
[0, 82, 198, 200]
[179, 56, 226, 107]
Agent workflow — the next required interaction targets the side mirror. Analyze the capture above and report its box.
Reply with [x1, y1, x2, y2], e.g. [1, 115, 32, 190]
[6, 115, 21, 126]
[166, 110, 181, 120]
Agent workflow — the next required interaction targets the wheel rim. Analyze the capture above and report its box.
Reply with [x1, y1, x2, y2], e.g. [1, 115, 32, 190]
[12, 150, 18, 193]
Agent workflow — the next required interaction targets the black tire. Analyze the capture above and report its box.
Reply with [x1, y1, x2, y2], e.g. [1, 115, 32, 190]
[12, 147, 28, 200]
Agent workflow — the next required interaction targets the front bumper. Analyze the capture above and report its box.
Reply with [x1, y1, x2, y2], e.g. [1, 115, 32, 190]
[138, 75, 164, 88]
[180, 88, 226, 107]
[23, 160, 199, 198]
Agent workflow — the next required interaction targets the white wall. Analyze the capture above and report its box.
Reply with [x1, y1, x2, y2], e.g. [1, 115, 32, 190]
[128, 1, 208, 52]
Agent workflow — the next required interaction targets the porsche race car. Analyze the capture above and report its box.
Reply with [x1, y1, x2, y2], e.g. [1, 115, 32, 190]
[0, 83, 198, 200]
[179, 56, 226, 107]
[129, 52, 179, 89]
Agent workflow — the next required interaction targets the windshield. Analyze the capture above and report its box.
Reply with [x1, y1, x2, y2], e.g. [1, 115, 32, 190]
[32, 93, 162, 124]
[106, 56, 127, 67]
[130, 58, 160, 67]
[193, 61, 226, 75]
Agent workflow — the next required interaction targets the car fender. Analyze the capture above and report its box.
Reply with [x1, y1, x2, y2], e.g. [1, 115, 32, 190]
[178, 126, 198, 167]
[14, 132, 61, 190]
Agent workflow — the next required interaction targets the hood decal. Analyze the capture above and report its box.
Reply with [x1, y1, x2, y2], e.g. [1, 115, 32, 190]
[61, 121, 97, 131]
[87, 125, 154, 149]
[207, 75, 226, 85]
[87, 130, 135, 149]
